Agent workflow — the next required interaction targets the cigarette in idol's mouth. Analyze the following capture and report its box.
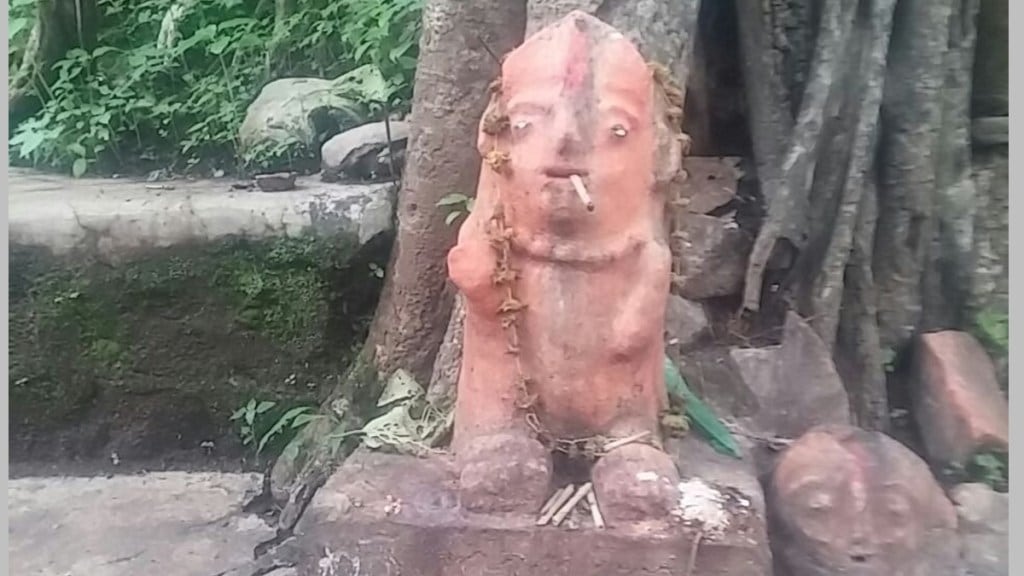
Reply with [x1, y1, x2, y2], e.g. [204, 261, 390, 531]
[569, 174, 595, 212]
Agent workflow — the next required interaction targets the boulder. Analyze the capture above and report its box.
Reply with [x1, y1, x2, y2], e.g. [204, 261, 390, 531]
[238, 65, 387, 158]
[911, 331, 1009, 467]
[321, 121, 410, 182]
[950, 483, 1008, 576]
[664, 294, 710, 351]
[671, 213, 752, 299]
[730, 311, 851, 439]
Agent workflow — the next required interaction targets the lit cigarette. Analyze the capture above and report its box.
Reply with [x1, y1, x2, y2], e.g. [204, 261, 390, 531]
[569, 174, 595, 212]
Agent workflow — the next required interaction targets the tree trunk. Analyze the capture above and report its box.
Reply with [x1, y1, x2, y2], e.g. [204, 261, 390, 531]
[736, 0, 982, 429]
[9, 0, 98, 129]
[364, 0, 527, 386]
[264, 0, 526, 529]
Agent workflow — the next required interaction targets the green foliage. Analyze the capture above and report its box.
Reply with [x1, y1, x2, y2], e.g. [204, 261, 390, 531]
[231, 398, 320, 458]
[967, 451, 1008, 492]
[973, 307, 1008, 356]
[437, 193, 475, 226]
[8, 0, 422, 175]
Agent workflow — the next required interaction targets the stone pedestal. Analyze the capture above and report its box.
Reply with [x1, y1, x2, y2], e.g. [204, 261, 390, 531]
[287, 451, 771, 575]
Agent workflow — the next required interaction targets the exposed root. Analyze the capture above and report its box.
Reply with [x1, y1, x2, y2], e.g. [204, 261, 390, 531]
[808, 0, 897, 347]
[739, 0, 857, 312]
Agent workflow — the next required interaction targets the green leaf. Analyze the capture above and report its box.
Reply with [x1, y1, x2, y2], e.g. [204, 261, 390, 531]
[209, 37, 230, 55]
[9, 17, 29, 39]
[255, 400, 276, 414]
[72, 158, 88, 178]
[663, 355, 741, 458]
[256, 405, 312, 454]
[436, 193, 469, 207]
[68, 142, 87, 157]
[445, 211, 462, 226]
[13, 130, 46, 157]
[291, 413, 320, 429]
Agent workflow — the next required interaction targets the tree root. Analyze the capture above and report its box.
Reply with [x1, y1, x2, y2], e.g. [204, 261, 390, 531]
[739, 0, 857, 313]
[808, 0, 897, 347]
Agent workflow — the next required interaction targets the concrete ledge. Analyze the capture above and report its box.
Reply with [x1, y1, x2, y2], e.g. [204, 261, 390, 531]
[9, 168, 395, 263]
[286, 451, 771, 576]
[9, 472, 273, 576]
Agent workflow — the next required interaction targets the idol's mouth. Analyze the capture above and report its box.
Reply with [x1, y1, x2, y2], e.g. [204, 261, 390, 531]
[543, 165, 588, 179]
[542, 167, 594, 212]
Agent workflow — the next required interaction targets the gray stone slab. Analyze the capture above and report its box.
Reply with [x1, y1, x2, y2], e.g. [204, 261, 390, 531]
[8, 168, 394, 263]
[8, 472, 273, 576]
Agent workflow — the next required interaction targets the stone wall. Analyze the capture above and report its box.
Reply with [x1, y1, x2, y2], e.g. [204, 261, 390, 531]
[8, 170, 395, 467]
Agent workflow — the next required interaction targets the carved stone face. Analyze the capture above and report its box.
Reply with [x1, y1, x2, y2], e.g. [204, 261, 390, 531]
[767, 426, 960, 576]
[481, 12, 664, 243]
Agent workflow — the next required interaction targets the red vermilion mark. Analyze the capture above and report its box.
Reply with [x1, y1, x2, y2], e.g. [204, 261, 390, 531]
[561, 18, 589, 94]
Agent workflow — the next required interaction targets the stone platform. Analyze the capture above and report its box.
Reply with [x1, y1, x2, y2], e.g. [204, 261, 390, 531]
[284, 443, 771, 576]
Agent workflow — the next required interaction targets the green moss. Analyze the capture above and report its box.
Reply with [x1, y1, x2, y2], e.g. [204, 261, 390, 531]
[9, 232, 375, 442]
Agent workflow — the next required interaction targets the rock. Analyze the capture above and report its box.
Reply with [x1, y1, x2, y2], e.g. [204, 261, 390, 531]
[9, 472, 273, 576]
[678, 156, 740, 214]
[767, 425, 962, 576]
[951, 483, 1008, 576]
[276, 450, 771, 575]
[911, 330, 1009, 467]
[321, 121, 410, 182]
[254, 171, 297, 192]
[730, 311, 851, 439]
[238, 65, 387, 157]
[671, 213, 752, 299]
[664, 294, 709, 351]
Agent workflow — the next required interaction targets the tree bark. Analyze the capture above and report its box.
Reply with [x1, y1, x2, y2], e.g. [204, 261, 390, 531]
[264, 0, 527, 529]
[9, 0, 98, 129]
[364, 0, 527, 386]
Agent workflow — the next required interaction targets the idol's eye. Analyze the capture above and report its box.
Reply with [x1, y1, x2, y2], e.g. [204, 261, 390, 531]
[611, 124, 628, 138]
[513, 119, 531, 131]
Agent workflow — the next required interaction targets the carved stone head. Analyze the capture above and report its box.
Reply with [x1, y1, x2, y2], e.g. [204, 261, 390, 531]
[767, 425, 961, 576]
[473, 10, 682, 248]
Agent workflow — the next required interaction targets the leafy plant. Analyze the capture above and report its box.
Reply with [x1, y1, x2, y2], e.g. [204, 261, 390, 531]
[966, 451, 1008, 492]
[973, 308, 1008, 356]
[437, 193, 475, 226]
[8, 0, 423, 175]
[231, 398, 319, 458]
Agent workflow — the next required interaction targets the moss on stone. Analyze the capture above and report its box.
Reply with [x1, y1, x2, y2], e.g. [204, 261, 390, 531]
[8, 231, 386, 461]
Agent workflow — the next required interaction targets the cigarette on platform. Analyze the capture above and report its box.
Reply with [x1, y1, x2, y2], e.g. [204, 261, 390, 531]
[537, 485, 576, 526]
[569, 174, 595, 212]
[552, 482, 593, 526]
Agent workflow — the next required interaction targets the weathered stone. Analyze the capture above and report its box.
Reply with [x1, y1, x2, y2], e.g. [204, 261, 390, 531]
[729, 312, 851, 439]
[911, 330, 1009, 467]
[679, 156, 741, 214]
[671, 213, 753, 299]
[951, 483, 1008, 576]
[320, 120, 410, 182]
[9, 168, 395, 262]
[9, 472, 273, 576]
[767, 425, 962, 576]
[281, 450, 771, 575]
[591, 442, 681, 523]
[237, 66, 386, 156]
[664, 293, 710, 351]
[255, 171, 297, 192]
[668, 433, 766, 516]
